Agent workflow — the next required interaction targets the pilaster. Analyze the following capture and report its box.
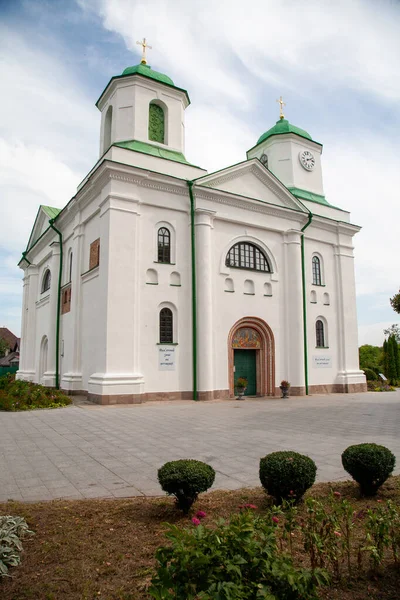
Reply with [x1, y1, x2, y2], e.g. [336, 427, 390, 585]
[16, 265, 38, 381]
[195, 208, 216, 397]
[283, 229, 305, 391]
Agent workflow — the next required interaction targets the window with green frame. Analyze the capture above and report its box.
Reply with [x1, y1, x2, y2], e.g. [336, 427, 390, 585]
[149, 103, 165, 143]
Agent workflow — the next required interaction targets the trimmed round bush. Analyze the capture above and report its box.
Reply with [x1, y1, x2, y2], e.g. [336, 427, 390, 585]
[259, 451, 317, 503]
[341, 443, 395, 496]
[363, 367, 378, 381]
[158, 459, 215, 513]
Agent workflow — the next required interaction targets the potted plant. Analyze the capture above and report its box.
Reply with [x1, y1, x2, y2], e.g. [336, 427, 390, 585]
[280, 380, 290, 398]
[235, 377, 248, 400]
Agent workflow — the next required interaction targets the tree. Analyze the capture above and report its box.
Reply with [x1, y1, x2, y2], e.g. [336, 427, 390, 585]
[383, 324, 400, 343]
[385, 335, 399, 384]
[390, 289, 400, 314]
[0, 338, 9, 358]
[358, 345, 383, 373]
[383, 339, 388, 377]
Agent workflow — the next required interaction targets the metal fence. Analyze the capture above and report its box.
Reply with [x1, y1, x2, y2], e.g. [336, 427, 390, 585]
[0, 365, 19, 377]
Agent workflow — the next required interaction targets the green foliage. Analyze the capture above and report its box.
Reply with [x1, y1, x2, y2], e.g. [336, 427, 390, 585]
[0, 515, 34, 577]
[341, 443, 396, 496]
[148, 510, 328, 600]
[382, 334, 400, 384]
[259, 451, 317, 504]
[358, 345, 383, 373]
[389, 291, 400, 315]
[363, 368, 378, 381]
[158, 460, 215, 513]
[0, 375, 72, 411]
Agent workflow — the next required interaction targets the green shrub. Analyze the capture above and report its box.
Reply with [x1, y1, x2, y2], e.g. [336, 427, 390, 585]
[363, 367, 378, 381]
[0, 375, 72, 411]
[149, 510, 328, 599]
[158, 459, 215, 513]
[259, 451, 317, 503]
[341, 443, 396, 496]
[0, 515, 34, 577]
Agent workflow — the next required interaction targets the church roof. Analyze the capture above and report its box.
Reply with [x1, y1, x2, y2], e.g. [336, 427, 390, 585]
[257, 119, 317, 145]
[41, 205, 62, 219]
[114, 140, 195, 165]
[121, 63, 174, 86]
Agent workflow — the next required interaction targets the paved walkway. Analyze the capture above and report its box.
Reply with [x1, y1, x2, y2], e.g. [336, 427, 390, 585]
[1, 391, 400, 502]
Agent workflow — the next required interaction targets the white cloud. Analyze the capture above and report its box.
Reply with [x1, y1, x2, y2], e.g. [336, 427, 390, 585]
[79, 0, 400, 104]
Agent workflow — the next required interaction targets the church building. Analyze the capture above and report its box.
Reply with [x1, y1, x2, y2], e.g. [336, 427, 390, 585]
[17, 42, 367, 403]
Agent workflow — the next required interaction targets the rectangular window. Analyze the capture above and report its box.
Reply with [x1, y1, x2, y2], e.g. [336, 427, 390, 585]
[89, 238, 100, 270]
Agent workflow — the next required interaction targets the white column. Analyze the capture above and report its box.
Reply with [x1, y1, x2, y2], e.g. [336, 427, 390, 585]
[16, 265, 38, 381]
[61, 222, 84, 391]
[195, 209, 216, 399]
[44, 242, 60, 386]
[284, 229, 305, 394]
[334, 243, 366, 390]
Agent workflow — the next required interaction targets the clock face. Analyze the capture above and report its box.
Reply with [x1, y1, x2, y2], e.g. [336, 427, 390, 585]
[260, 153, 268, 167]
[299, 150, 315, 171]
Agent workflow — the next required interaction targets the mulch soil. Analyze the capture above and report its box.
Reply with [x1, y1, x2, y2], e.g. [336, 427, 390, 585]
[1, 478, 400, 599]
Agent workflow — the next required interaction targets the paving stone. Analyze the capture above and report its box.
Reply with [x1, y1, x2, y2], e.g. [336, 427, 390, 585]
[1, 390, 400, 501]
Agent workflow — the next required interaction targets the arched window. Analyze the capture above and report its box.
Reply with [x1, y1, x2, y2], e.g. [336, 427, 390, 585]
[159, 308, 173, 343]
[149, 103, 165, 144]
[316, 319, 325, 348]
[312, 256, 322, 285]
[104, 105, 113, 151]
[158, 227, 171, 263]
[226, 242, 270, 272]
[42, 269, 51, 293]
[68, 251, 73, 283]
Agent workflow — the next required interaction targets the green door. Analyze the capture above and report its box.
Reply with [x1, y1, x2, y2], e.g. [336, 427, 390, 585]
[234, 349, 257, 396]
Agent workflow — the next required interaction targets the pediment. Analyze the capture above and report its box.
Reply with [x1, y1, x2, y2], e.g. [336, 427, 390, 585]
[26, 205, 61, 251]
[195, 159, 306, 212]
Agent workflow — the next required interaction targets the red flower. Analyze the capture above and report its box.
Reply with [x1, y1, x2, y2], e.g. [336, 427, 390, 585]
[196, 510, 207, 519]
[333, 491, 341, 497]
[334, 531, 342, 537]
[191, 517, 201, 526]
[272, 516, 279, 523]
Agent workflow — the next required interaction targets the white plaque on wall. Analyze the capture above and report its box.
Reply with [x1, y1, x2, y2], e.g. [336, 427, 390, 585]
[312, 355, 332, 368]
[159, 346, 176, 371]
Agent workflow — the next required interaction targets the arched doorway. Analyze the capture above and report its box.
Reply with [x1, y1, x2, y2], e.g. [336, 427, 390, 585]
[228, 317, 275, 397]
[39, 336, 48, 384]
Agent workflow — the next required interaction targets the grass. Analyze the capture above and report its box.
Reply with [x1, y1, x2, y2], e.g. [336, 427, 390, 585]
[1, 478, 400, 599]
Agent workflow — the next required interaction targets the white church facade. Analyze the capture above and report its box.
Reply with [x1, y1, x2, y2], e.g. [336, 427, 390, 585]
[17, 50, 367, 403]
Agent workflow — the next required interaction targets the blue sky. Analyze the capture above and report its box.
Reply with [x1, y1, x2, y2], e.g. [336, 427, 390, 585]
[0, 0, 399, 345]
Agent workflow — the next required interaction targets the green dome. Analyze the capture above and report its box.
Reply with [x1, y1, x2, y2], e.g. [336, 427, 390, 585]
[257, 118, 312, 145]
[122, 63, 174, 86]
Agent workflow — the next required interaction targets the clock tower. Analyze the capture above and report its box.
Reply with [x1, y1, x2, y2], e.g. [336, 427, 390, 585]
[247, 109, 326, 204]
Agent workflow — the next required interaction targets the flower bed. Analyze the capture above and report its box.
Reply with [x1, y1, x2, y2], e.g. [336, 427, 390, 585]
[0, 374, 72, 411]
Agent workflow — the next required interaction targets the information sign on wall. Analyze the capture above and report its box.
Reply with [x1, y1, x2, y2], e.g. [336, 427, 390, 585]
[159, 346, 176, 371]
[312, 355, 332, 368]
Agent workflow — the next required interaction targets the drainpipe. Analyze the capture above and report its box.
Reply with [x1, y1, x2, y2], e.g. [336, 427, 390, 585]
[49, 218, 63, 389]
[187, 181, 198, 401]
[301, 211, 313, 395]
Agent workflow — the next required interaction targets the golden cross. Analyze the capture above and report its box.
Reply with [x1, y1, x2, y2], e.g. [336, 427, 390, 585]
[276, 96, 286, 120]
[136, 37, 152, 65]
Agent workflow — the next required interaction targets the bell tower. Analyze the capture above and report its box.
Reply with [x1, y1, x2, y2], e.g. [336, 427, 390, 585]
[247, 98, 325, 200]
[96, 40, 190, 157]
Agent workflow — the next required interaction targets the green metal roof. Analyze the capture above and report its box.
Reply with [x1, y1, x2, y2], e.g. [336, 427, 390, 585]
[257, 119, 314, 145]
[41, 205, 61, 219]
[114, 140, 195, 165]
[121, 63, 174, 85]
[288, 187, 346, 211]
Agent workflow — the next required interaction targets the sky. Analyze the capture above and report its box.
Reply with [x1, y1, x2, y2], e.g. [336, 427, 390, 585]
[0, 0, 399, 346]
